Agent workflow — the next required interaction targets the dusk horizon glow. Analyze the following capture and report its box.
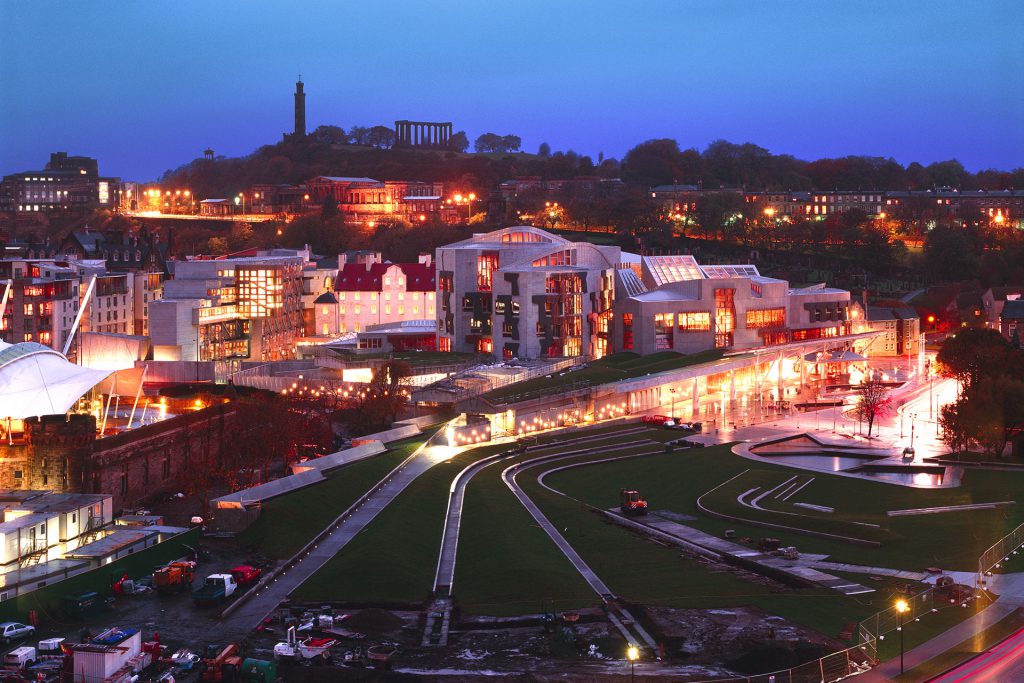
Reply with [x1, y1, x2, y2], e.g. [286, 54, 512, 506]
[1, 0, 1022, 181]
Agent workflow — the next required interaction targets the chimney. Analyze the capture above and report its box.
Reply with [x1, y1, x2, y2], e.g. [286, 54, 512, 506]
[862, 289, 868, 308]
[337, 253, 347, 269]
[418, 253, 432, 267]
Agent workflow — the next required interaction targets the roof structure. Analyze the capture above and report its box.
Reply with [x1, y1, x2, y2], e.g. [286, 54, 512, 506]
[1002, 299, 1024, 319]
[313, 291, 338, 305]
[643, 255, 703, 286]
[0, 340, 112, 420]
[334, 262, 435, 292]
[700, 264, 761, 279]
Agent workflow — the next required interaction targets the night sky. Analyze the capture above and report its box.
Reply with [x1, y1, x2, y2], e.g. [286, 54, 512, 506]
[1, 0, 1021, 181]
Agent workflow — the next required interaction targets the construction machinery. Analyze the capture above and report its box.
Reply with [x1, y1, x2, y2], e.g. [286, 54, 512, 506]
[619, 489, 648, 515]
[153, 561, 196, 594]
[202, 643, 242, 682]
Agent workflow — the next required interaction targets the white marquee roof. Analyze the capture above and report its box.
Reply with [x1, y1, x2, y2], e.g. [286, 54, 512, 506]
[0, 340, 112, 420]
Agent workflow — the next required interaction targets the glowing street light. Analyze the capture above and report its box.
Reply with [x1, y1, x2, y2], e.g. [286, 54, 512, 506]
[764, 207, 776, 217]
[627, 645, 639, 682]
[896, 598, 909, 674]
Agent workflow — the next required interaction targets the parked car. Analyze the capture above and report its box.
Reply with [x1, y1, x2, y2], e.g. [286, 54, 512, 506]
[229, 565, 262, 586]
[0, 622, 35, 644]
[642, 415, 670, 425]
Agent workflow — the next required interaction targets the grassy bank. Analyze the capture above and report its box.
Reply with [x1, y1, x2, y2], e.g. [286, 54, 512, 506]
[238, 434, 432, 559]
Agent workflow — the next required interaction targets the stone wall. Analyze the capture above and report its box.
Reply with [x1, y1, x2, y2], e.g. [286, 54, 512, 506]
[3, 405, 236, 513]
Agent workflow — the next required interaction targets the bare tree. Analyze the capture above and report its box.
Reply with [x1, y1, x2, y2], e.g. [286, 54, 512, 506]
[853, 380, 892, 438]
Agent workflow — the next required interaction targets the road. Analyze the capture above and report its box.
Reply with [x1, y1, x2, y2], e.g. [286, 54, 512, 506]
[929, 625, 1024, 683]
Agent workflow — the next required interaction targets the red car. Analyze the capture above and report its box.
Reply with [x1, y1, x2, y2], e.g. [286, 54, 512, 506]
[641, 415, 670, 425]
[229, 565, 262, 585]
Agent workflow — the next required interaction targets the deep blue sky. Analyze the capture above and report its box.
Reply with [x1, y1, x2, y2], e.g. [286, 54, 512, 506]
[2, 0, 1022, 181]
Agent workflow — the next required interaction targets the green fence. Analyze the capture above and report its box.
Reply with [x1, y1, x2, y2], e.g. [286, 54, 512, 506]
[0, 528, 200, 626]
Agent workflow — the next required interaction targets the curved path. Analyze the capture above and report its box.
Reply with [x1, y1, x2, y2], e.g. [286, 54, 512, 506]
[423, 429, 655, 646]
[502, 446, 666, 652]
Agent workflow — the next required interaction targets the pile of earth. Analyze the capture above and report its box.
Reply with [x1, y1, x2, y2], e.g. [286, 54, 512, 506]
[345, 608, 406, 635]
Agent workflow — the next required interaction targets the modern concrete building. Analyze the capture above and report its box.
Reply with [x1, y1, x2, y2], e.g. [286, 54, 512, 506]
[612, 255, 853, 355]
[435, 226, 619, 359]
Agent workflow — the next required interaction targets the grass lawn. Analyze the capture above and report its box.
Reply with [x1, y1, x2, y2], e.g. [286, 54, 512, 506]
[482, 349, 730, 404]
[292, 442, 509, 605]
[545, 444, 1024, 571]
[454, 455, 597, 615]
[237, 434, 431, 559]
[510, 450, 912, 638]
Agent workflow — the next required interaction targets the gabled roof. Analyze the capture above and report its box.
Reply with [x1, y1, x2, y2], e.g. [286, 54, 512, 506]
[334, 262, 435, 293]
[1003, 300, 1024, 319]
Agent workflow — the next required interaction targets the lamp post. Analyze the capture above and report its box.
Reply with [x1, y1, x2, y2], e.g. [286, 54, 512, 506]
[669, 387, 678, 419]
[626, 644, 639, 683]
[910, 413, 917, 449]
[896, 598, 909, 674]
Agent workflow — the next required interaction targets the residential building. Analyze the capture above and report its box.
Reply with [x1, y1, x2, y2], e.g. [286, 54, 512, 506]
[999, 299, 1024, 345]
[744, 191, 885, 218]
[436, 226, 619, 359]
[982, 287, 1023, 330]
[149, 251, 306, 368]
[0, 153, 119, 213]
[863, 305, 921, 357]
[319, 252, 435, 336]
[0, 259, 81, 350]
[613, 255, 853, 356]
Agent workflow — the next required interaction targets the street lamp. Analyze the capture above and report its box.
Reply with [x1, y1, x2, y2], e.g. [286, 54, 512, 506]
[626, 644, 639, 683]
[669, 387, 678, 419]
[896, 598, 909, 674]
[909, 413, 917, 449]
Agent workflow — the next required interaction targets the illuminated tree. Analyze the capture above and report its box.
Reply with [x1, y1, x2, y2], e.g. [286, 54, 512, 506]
[853, 380, 892, 437]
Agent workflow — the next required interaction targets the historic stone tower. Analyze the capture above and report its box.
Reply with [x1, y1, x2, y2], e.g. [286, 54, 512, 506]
[294, 77, 306, 138]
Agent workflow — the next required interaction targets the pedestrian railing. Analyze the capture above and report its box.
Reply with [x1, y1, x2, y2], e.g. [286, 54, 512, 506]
[978, 520, 1024, 590]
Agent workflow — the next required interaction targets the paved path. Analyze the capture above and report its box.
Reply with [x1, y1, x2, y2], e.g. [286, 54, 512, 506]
[871, 598, 1024, 680]
[502, 449, 662, 651]
[215, 440, 453, 643]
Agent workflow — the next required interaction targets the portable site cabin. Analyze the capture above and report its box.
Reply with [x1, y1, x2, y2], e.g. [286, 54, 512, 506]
[71, 627, 141, 683]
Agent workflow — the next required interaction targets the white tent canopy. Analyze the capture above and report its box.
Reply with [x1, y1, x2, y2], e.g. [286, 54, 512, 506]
[0, 340, 112, 420]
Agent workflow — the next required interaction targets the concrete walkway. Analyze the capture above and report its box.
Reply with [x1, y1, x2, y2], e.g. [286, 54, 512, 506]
[871, 598, 1024, 680]
[625, 512, 874, 595]
[215, 441, 454, 643]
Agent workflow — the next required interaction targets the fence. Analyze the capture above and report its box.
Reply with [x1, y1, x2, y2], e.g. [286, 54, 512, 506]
[978, 520, 1024, 589]
[856, 584, 946, 662]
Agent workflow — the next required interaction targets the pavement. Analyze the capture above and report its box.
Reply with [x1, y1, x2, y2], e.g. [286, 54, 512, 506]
[928, 621, 1024, 682]
[214, 438, 457, 643]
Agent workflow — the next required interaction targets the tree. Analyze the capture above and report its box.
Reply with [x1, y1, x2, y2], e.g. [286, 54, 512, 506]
[367, 125, 395, 149]
[207, 236, 229, 255]
[349, 126, 371, 146]
[321, 195, 339, 220]
[924, 225, 980, 282]
[622, 139, 684, 185]
[447, 131, 469, 152]
[937, 328, 1023, 392]
[309, 125, 350, 145]
[853, 380, 892, 437]
[501, 135, 521, 153]
[474, 133, 521, 154]
[538, 142, 551, 157]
